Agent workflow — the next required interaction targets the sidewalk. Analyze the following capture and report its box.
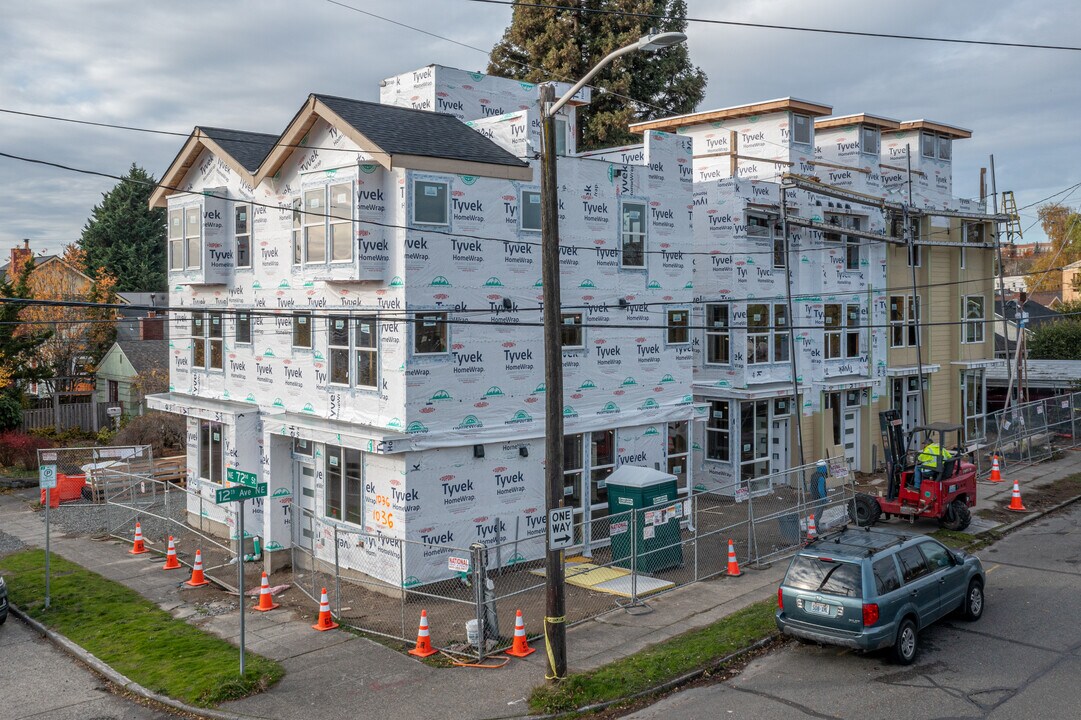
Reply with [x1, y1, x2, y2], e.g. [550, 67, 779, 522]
[0, 449, 1077, 720]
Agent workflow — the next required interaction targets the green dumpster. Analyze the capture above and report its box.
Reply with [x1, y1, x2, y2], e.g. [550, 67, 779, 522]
[607, 466, 684, 573]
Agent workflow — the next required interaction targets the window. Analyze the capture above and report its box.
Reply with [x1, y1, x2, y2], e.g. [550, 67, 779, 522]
[872, 556, 901, 595]
[961, 221, 985, 269]
[746, 303, 770, 364]
[961, 369, 986, 440]
[620, 202, 646, 269]
[921, 131, 936, 158]
[861, 126, 879, 155]
[328, 315, 379, 388]
[889, 295, 920, 348]
[325, 445, 363, 526]
[191, 311, 223, 370]
[235, 312, 252, 345]
[773, 226, 786, 270]
[168, 206, 202, 271]
[845, 304, 860, 358]
[563, 433, 583, 506]
[918, 541, 953, 571]
[554, 117, 569, 156]
[747, 215, 770, 237]
[962, 295, 985, 343]
[590, 429, 615, 505]
[413, 180, 448, 226]
[292, 312, 312, 349]
[414, 312, 447, 354]
[199, 419, 223, 484]
[749, 215, 785, 269]
[292, 198, 303, 265]
[908, 224, 922, 267]
[667, 421, 689, 487]
[667, 309, 689, 345]
[824, 304, 842, 359]
[824, 213, 860, 270]
[705, 304, 730, 365]
[561, 312, 584, 349]
[235, 203, 252, 269]
[937, 136, 951, 161]
[328, 182, 353, 262]
[521, 190, 542, 231]
[293, 437, 313, 457]
[706, 400, 731, 462]
[896, 545, 930, 584]
[783, 556, 862, 597]
[739, 400, 770, 483]
[826, 304, 861, 359]
[303, 188, 326, 263]
[792, 113, 811, 145]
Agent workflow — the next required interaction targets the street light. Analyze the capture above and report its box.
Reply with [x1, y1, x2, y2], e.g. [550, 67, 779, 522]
[538, 29, 687, 682]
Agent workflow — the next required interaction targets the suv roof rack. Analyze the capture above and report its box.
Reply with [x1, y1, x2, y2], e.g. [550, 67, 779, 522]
[810, 524, 909, 557]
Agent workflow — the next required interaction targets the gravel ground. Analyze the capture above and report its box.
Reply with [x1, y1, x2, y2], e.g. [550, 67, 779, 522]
[0, 528, 27, 558]
[47, 496, 188, 543]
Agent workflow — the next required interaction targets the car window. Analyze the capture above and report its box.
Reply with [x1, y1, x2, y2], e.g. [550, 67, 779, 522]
[896, 546, 930, 583]
[783, 556, 863, 597]
[872, 556, 902, 595]
[918, 541, 953, 570]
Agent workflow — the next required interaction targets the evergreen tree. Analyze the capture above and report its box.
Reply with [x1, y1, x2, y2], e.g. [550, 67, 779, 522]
[488, 0, 707, 150]
[78, 163, 166, 292]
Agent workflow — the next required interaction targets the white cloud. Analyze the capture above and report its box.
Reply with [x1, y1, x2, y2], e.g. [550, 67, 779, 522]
[0, 0, 1077, 259]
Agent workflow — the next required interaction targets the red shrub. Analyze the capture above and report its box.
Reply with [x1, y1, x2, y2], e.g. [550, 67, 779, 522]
[0, 431, 56, 471]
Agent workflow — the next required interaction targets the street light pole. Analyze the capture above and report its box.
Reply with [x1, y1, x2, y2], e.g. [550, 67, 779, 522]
[538, 30, 687, 683]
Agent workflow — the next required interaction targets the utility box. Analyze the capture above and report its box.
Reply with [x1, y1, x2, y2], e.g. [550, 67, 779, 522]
[606, 466, 683, 573]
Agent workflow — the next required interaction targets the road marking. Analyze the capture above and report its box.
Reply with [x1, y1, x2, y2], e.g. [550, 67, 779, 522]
[986, 563, 1000, 574]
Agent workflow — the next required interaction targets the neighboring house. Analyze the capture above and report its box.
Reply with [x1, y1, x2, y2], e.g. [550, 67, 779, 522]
[116, 292, 169, 342]
[146, 62, 1002, 586]
[986, 359, 1081, 407]
[94, 333, 169, 417]
[1061, 259, 1081, 303]
[994, 296, 1062, 357]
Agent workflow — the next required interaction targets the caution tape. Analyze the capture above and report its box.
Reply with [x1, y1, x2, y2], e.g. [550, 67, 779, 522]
[543, 615, 567, 681]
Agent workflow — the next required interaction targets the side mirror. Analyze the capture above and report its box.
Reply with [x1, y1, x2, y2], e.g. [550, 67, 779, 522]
[953, 550, 967, 564]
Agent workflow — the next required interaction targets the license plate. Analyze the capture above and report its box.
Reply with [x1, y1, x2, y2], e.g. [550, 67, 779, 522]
[809, 601, 830, 615]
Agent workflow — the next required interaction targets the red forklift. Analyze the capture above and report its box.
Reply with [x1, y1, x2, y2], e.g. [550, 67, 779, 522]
[849, 410, 977, 531]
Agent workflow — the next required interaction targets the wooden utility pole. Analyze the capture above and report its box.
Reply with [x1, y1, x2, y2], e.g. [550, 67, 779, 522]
[538, 83, 567, 682]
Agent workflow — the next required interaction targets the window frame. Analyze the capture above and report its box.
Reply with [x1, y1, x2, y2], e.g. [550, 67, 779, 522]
[324, 444, 364, 527]
[235, 203, 252, 269]
[191, 311, 223, 371]
[563, 433, 584, 506]
[962, 295, 985, 344]
[706, 400, 731, 463]
[746, 303, 771, 365]
[961, 368, 987, 441]
[235, 311, 252, 345]
[792, 113, 811, 145]
[620, 201, 647, 269]
[561, 312, 584, 350]
[739, 400, 771, 484]
[666, 308, 689, 345]
[666, 421, 689, 488]
[860, 125, 879, 155]
[589, 429, 615, 506]
[921, 131, 936, 159]
[168, 208, 184, 271]
[413, 180, 450, 227]
[413, 311, 448, 355]
[328, 314, 351, 387]
[198, 419, 224, 484]
[705, 303, 731, 366]
[184, 205, 202, 271]
[521, 189, 542, 232]
[292, 311, 313, 350]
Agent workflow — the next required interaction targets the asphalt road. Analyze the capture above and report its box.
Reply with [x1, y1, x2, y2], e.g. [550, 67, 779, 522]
[627, 503, 1081, 720]
[0, 614, 174, 720]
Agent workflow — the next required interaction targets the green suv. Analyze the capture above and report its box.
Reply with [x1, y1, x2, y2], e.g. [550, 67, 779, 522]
[776, 527, 984, 664]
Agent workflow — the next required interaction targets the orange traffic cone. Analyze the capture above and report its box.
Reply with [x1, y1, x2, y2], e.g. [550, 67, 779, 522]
[162, 536, 181, 570]
[312, 587, 339, 631]
[185, 549, 209, 587]
[1006, 479, 1029, 512]
[505, 609, 535, 658]
[129, 522, 148, 555]
[407, 609, 437, 657]
[806, 514, 818, 541]
[253, 571, 279, 612]
[726, 538, 743, 577]
[989, 455, 1003, 483]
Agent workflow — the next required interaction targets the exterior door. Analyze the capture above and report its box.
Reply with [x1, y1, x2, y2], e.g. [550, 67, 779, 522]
[843, 391, 861, 470]
[771, 417, 790, 474]
[293, 457, 316, 545]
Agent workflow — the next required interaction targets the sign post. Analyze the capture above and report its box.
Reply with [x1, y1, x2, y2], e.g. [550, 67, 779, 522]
[216, 472, 266, 676]
[39, 463, 57, 609]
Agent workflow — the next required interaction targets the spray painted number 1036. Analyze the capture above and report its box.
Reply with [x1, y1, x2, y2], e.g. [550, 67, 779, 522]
[372, 509, 395, 529]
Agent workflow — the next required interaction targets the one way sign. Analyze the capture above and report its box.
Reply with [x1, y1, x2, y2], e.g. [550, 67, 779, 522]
[548, 506, 574, 550]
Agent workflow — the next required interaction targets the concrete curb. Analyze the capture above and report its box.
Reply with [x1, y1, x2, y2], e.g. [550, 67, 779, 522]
[992, 490, 1081, 535]
[9, 603, 270, 720]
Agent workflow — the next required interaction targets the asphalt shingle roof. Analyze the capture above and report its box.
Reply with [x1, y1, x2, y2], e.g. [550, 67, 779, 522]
[314, 94, 529, 169]
[199, 127, 280, 174]
[116, 339, 168, 375]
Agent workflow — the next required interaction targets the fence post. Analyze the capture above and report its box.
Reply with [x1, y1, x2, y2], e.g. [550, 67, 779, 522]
[398, 539, 406, 641]
[334, 524, 341, 617]
[471, 542, 488, 661]
[692, 495, 699, 582]
[630, 509, 638, 604]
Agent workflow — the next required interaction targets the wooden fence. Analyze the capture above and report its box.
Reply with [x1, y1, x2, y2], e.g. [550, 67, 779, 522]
[20, 399, 117, 434]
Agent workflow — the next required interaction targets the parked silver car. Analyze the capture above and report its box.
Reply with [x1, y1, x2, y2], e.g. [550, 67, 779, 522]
[776, 527, 984, 664]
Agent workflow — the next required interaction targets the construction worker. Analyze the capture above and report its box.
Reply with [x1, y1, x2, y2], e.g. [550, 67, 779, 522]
[914, 442, 953, 490]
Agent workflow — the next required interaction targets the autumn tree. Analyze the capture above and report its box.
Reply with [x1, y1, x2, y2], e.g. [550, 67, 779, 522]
[1025, 204, 1081, 294]
[488, 0, 707, 150]
[78, 164, 167, 292]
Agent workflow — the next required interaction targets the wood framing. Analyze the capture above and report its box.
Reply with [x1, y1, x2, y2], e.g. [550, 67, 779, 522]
[629, 97, 833, 134]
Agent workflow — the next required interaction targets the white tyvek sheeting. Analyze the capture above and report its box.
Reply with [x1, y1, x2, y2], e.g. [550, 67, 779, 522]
[813, 127, 884, 196]
[676, 113, 814, 185]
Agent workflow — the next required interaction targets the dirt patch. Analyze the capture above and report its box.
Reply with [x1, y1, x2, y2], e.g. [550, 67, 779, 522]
[977, 473, 1081, 525]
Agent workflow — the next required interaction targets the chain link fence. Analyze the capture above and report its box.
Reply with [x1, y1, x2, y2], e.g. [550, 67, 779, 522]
[980, 392, 1081, 477]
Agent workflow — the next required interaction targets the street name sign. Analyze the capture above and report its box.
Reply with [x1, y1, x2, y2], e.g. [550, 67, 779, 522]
[215, 483, 267, 504]
[227, 467, 259, 488]
[548, 506, 574, 550]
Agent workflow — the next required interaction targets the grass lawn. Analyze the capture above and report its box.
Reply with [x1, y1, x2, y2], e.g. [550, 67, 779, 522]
[0, 549, 284, 707]
[529, 599, 777, 714]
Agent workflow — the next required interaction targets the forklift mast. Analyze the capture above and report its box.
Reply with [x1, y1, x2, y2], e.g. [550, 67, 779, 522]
[879, 409, 907, 501]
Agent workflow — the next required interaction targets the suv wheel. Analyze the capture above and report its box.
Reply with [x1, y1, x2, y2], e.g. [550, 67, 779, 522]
[963, 579, 984, 621]
[938, 499, 971, 531]
[891, 618, 918, 665]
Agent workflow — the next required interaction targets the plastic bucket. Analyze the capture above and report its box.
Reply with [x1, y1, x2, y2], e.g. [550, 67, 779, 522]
[465, 619, 479, 647]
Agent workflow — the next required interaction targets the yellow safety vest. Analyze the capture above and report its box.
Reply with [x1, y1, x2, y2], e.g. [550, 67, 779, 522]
[918, 443, 952, 468]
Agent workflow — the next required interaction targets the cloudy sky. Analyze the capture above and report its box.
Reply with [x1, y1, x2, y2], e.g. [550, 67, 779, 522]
[1, 0, 1077, 259]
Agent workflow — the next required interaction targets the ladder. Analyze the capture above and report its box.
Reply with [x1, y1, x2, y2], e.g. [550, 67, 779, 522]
[1001, 191, 1023, 240]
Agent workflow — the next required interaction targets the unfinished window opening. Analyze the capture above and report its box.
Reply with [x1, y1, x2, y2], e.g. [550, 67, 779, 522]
[667, 309, 689, 345]
[292, 312, 313, 349]
[413, 180, 449, 226]
[235, 312, 252, 345]
[235, 203, 252, 269]
[620, 202, 647, 269]
[414, 312, 448, 355]
[705, 303, 730, 365]
[707, 400, 731, 462]
[521, 190, 542, 231]
[199, 419, 224, 484]
[561, 312, 584, 349]
[325, 445, 363, 526]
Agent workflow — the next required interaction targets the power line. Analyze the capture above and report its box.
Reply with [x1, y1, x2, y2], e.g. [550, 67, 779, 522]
[463, 0, 1081, 52]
